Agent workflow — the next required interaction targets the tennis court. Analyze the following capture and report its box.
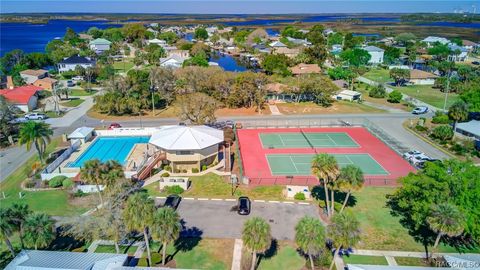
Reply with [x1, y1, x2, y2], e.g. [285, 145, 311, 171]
[259, 132, 358, 148]
[266, 154, 389, 176]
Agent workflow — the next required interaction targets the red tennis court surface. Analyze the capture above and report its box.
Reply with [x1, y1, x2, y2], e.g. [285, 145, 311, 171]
[236, 127, 415, 186]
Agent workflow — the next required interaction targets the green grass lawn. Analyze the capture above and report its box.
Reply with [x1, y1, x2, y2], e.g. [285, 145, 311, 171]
[113, 60, 134, 73]
[392, 85, 460, 109]
[343, 255, 388, 265]
[145, 173, 285, 200]
[257, 246, 305, 270]
[45, 111, 65, 118]
[94, 245, 137, 255]
[395, 257, 430, 266]
[61, 99, 84, 107]
[0, 138, 89, 216]
[363, 69, 392, 84]
[138, 238, 233, 269]
[70, 89, 95, 96]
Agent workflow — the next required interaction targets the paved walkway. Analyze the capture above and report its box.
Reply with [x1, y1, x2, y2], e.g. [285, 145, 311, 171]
[385, 255, 398, 266]
[268, 104, 282, 115]
[231, 239, 243, 270]
[363, 101, 405, 113]
[45, 95, 95, 128]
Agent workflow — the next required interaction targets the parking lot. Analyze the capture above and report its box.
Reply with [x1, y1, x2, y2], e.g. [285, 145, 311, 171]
[155, 198, 320, 240]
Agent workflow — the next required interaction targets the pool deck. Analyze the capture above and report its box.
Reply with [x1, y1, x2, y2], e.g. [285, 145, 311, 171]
[124, 143, 156, 171]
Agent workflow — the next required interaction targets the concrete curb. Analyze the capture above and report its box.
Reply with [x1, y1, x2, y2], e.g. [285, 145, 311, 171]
[155, 196, 311, 205]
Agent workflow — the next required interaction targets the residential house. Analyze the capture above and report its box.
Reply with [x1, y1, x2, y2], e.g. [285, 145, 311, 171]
[286, 37, 312, 47]
[448, 44, 469, 62]
[333, 90, 362, 101]
[408, 69, 437, 85]
[323, 28, 334, 36]
[455, 120, 480, 140]
[33, 77, 58, 91]
[146, 27, 159, 36]
[57, 55, 95, 73]
[266, 82, 290, 102]
[274, 47, 301, 58]
[422, 36, 450, 46]
[78, 33, 92, 40]
[364, 46, 384, 64]
[5, 250, 127, 270]
[269, 41, 287, 48]
[167, 49, 190, 58]
[160, 55, 189, 69]
[462, 40, 479, 52]
[290, 63, 321, 76]
[0, 85, 42, 112]
[147, 38, 167, 46]
[330, 44, 343, 55]
[19, 69, 48, 84]
[332, 79, 349, 89]
[89, 38, 111, 54]
[252, 44, 272, 54]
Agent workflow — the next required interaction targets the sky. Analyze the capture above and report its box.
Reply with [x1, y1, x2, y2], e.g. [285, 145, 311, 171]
[1, 0, 478, 14]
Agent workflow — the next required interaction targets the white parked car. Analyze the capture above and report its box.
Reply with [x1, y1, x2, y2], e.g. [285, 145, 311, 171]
[403, 150, 422, 160]
[412, 106, 429, 114]
[72, 76, 84, 82]
[24, 113, 47, 120]
[409, 154, 431, 165]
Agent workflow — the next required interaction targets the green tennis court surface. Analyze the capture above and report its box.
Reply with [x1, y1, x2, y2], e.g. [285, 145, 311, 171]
[260, 132, 358, 148]
[267, 154, 388, 176]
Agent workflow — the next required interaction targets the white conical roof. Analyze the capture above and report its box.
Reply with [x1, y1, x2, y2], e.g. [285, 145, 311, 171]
[149, 125, 224, 150]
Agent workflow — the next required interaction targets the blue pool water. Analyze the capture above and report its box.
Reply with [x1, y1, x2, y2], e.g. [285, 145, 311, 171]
[68, 136, 150, 168]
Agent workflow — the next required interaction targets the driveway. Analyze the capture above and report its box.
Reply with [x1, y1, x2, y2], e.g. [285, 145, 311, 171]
[155, 198, 320, 240]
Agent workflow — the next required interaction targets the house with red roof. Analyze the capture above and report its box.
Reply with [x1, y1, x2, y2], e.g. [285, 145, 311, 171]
[0, 85, 43, 112]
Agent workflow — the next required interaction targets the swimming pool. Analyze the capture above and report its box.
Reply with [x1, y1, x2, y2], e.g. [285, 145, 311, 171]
[67, 136, 150, 168]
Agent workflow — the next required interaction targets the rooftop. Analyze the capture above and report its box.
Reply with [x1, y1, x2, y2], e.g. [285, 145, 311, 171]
[409, 69, 437, 80]
[59, 55, 95, 65]
[89, 38, 112, 45]
[290, 63, 321, 75]
[0, 85, 43, 104]
[364, 46, 384, 52]
[149, 125, 224, 150]
[20, 69, 48, 77]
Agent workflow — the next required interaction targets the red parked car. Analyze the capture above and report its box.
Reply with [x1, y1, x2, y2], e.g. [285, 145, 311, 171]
[108, 123, 122, 130]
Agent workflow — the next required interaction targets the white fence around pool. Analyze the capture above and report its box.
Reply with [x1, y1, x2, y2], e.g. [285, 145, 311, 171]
[41, 140, 81, 180]
[95, 127, 159, 137]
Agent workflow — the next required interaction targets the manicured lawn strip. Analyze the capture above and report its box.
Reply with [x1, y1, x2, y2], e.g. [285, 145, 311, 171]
[343, 255, 388, 265]
[138, 238, 233, 269]
[113, 60, 134, 73]
[395, 257, 430, 266]
[45, 111, 65, 118]
[0, 138, 88, 216]
[363, 69, 392, 84]
[145, 173, 285, 201]
[94, 245, 137, 255]
[392, 85, 460, 109]
[61, 99, 85, 107]
[257, 245, 305, 270]
[70, 89, 95, 96]
[276, 101, 385, 115]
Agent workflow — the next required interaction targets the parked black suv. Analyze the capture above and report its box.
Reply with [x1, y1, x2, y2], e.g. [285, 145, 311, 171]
[237, 197, 251, 215]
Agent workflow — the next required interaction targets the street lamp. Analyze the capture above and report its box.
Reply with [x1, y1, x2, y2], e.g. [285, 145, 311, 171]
[149, 85, 156, 115]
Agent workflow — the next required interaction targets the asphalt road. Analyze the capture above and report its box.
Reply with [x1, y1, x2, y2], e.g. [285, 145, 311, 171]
[155, 198, 320, 240]
[1, 110, 449, 182]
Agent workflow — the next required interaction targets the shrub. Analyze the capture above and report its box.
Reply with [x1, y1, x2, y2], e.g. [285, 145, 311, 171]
[62, 178, 74, 189]
[191, 168, 199, 173]
[174, 169, 181, 173]
[294, 192, 306, 200]
[415, 125, 428, 132]
[161, 172, 170, 177]
[74, 190, 86, 197]
[431, 125, 454, 141]
[368, 85, 387, 98]
[48, 176, 66, 188]
[182, 169, 187, 173]
[202, 165, 207, 171]
[387, 90, 402, 103]
[163, 165, 172, 172]
[432, 111, 450, 124]
[24, 179, 36, 189]
[163, 185, 184, 195]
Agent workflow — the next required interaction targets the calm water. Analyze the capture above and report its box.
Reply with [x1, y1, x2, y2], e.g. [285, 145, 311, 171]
[209, 51, 248, 72]
[1, 17, 479, 56]
[0, 19, 122, 55]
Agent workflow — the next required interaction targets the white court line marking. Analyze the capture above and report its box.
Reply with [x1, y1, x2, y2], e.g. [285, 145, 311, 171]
[278, 134, 286, 146]
[345, 155, 354, 165]
[289, 156, 300, 173]
[326, 134, 338, 146]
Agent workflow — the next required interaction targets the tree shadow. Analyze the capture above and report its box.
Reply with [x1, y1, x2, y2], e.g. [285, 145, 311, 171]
[310, 185, 357, 209]
[48, 226, 86, 251]
[166, 219, 203, 263]
[256, 239, 278, 268]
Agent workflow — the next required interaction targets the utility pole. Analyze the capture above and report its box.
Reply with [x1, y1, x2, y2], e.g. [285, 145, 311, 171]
[443, 72, 451, 111]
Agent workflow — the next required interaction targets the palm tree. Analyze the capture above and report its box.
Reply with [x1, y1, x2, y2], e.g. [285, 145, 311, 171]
[9, 203, 31, 248]
[18, 121, 53, 164]
[0, 207, 16, 256]
[312, 154, 340, 217]
[328, 211, 361, 270]
[242, 217, 271, 270]
[123, 193, 156, 266]
[23, 213, 55, 250]
[151, 207, 181, 266]
[427, 203, 465, 258]
[99, 160, 125, 195]
[336, 165, 364, 213]
[80, 159, 104, 205]
[448, 101, 469, 132]
[295, 216, 326, 270]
